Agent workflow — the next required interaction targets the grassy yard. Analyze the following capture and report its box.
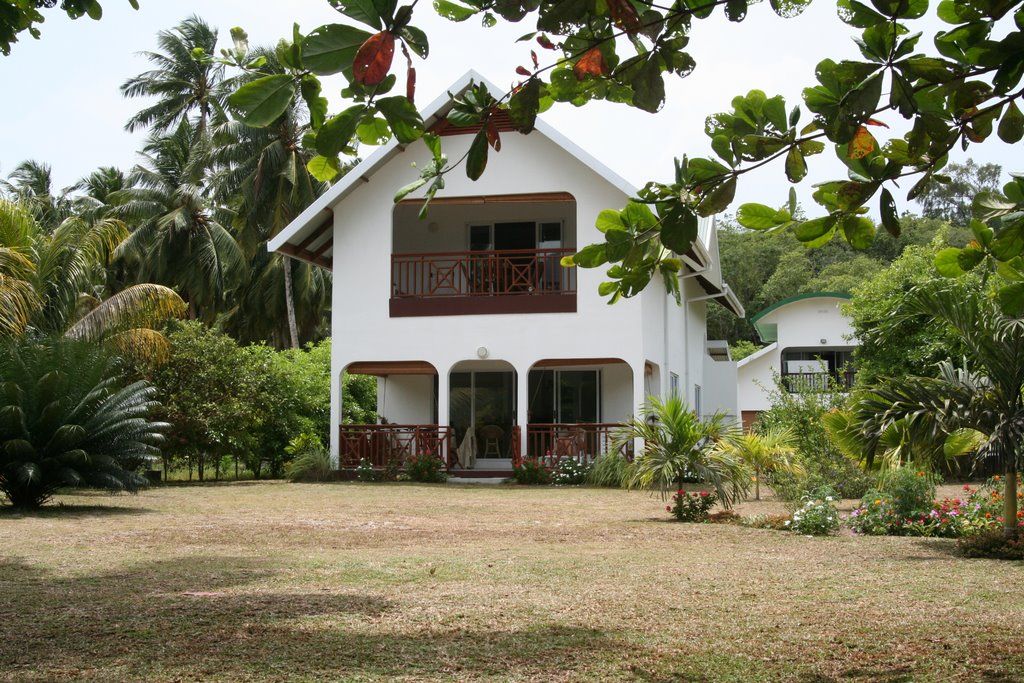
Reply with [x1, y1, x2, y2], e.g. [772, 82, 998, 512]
[1, 482, 1022, 683]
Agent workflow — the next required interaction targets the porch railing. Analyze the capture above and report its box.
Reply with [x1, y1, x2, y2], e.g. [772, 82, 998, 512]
[781, 370, 856, 393]
[338, 424, 455, 469]
[391, 248, 576, 299]
[526, 423, 627, 467]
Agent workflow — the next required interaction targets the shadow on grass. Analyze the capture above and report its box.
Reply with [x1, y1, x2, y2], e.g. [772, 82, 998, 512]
[0, 556, 619, 681]
[0, 503, 153, 518]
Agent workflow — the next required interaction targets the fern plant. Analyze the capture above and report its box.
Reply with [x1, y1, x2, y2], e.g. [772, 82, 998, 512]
[0, 338, 168, 508]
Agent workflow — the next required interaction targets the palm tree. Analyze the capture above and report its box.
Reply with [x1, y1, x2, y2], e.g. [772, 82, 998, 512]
[0, 199, 185, 359]
[722, 426, 802, 501]
[2, 160, 73, 230]
[858, 284, 1024, 540]
[614, 395, 749, 507]
[112, 120, 245, 321]
[209, 52, 332, 348]
[120, 15, 226, 134]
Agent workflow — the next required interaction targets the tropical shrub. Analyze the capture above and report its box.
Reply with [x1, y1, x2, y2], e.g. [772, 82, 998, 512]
[586, 451, 630, 488]
[354, 457, 378, 482]
[513, 457, 551, 485]
[667, 490, 717, 522]
[284, 433, 333, 483]
[957, 528, 1024, 560]
[616, 395, 748, 507]
[721, 426, 801, 501]
[788, 491, 841, 536]
[404, 452, 447, 483]
[0, 339, 166, 508]
[552, 458, 588, 486]
[743, 513, 793, 530]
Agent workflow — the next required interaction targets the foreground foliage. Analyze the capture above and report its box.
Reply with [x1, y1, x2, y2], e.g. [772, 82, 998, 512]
[0, 338, 165, 508]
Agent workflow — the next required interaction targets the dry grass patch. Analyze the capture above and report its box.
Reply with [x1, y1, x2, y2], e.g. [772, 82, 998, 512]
[1, 482, 1022, 682]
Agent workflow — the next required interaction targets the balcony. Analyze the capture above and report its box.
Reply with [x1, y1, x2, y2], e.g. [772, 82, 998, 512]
[781, 370, 856, 393]
[390, 248, 577, 317]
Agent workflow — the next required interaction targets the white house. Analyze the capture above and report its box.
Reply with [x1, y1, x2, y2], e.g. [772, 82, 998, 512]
[736, 292, 857, 429]
[269, 71, 742, 474]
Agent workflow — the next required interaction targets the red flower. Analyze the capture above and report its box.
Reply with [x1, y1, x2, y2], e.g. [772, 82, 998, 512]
[699, 491, 710, 497]
[666, 505, 672, 512]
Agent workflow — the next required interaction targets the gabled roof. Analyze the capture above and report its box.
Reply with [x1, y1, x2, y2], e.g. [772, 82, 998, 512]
[750, 292, 852, 342]
[267, 70, 636, 264]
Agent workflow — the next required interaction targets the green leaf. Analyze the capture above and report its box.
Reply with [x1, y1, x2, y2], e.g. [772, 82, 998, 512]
[433, 0, 478, 21]
[307, 155, 342, 182]
[571, 244, 609, 268]
[394, 176, 428, 202]
[302, 24, 372, 76]
[596, 209, 626, 233]
[399, 25, 429, 58]
[660, 206, 699, 253]
[598, 281, 618, 296]
[631, 56, 666, 113]
[794, 215, 836, 243]
[509, 78, 541, 133]
[356, 116, 392, 144]
[466, 129, 489, 180]
[837, 0, 887, 27]
[316, 104, 367, 156]
[228, 74, 297, 128]
[736, 203, 791, 230]
[998, 282, 1024, 316]
[696, 177, 737, 217]
[970, 219, 994, 248]
[785, 146, 807, 182]
[329, 0, 384, 29]
[375, 96, 424, 144]
[300, 76, 328, 130]
[998, 100, 1024, 143]
[934, 248, 966, 277]
[770, 0, 812, 18]
[880, 187, 900, 237]
[973, 191, 1019, 221]
[842, 215, 875, 249]
[957, 246, 985, 271]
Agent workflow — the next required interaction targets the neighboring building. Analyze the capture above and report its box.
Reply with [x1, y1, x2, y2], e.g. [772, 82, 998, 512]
[268, 71, 743, 474]
[736, 292, 856, 430]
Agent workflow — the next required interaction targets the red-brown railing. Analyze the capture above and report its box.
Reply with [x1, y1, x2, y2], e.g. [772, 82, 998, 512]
[510, 425, 522, 467]
[391, 248, 576, 299]
[338, 424, 455, 469]
[526, 423, 626, 467]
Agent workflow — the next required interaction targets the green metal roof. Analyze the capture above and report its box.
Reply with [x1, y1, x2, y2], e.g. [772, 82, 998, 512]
[750, 292, 852, 343]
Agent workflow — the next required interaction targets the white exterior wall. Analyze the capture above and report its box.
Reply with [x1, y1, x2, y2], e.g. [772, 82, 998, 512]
[602, 363, 635, 423]
[702, 355, 738, 423]
[737, 296, 856, 415]
[377, 375, 434, 424]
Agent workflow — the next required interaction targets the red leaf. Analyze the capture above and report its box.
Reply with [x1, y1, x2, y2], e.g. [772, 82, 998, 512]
[865, 118, 889, 128]
[531, 50, 539, 68]
[537, 35, 556, 50]
[406, 66, 416, 104]
[573, 48, 606, 81]
[607, 0, 642, 34]
[516, 65, 531, 76]
[486, 120, 501, 151]
[353, 31, 395, 86]
[847, 126, 877, 159]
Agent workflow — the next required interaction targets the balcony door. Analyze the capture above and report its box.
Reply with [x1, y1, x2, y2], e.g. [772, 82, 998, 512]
[449, 371, 516, 460]
[527, 369, 600, 424]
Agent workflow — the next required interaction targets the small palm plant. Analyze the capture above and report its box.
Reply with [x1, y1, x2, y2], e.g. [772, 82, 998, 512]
[614, 395, 749, 508]
[0, 339, 169, 509]
[722, 426, 802, 501]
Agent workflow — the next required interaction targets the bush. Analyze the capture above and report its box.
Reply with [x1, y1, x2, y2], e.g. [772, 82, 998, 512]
[956, 529, 1024, 560]
[513, 457, 551, 485]
[284, 433, 333, 482]
[354, 457, 378, 482]
[0, 339, 163, 508]
[758, 376, 873, 501]
[788, 491, 841, 535]
[552, 458, 589, 486]
[667, 489, 718, 522]
[586, 452, 630, 487]
[404, 452, 447, 483]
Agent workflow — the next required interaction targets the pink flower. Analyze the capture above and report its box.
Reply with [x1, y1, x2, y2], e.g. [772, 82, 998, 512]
[699, 491, 710, 497]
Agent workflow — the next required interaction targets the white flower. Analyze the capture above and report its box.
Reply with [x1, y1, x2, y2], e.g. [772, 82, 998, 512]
[825, 496, 834, 502]
[784, 520, 791, 526]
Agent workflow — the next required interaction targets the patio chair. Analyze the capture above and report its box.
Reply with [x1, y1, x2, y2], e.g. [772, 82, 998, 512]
[479, 424, 504, 457]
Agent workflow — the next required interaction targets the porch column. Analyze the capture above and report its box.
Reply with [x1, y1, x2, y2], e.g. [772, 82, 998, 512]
[516, 364, 530, 459]
[329, 365, 343, 469]
[631, 360, 648, 457]
[436, 361, 450, 433]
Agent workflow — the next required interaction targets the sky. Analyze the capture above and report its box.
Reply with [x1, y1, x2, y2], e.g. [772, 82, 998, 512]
[0, 0, 1017, 217]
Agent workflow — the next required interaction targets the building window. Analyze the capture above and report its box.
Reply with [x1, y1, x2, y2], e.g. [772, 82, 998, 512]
[694, 384, 702, 416]
[670, 372, 680, 397]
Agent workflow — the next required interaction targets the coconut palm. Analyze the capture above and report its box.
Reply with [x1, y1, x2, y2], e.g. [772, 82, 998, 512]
[0, 199, 185, 359]
[722, 426, 801, 501]
[858, 283, 1024, 540]
[0, 338, 168, 509]
[2, 160, 73, 230]
[614, 395, 748, 507]
[120, 15, 226, 134]
[112, 120, 245, 321]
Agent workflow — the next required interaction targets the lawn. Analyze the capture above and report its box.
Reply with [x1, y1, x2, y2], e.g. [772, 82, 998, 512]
[1, 482, 1022, 682]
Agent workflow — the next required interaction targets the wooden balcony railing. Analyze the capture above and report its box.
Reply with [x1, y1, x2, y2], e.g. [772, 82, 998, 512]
[781, 370, 856, 393]
[392, 248, 575, 299]
[338, 424, 455, 469]
[525, 423, 628, 467]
